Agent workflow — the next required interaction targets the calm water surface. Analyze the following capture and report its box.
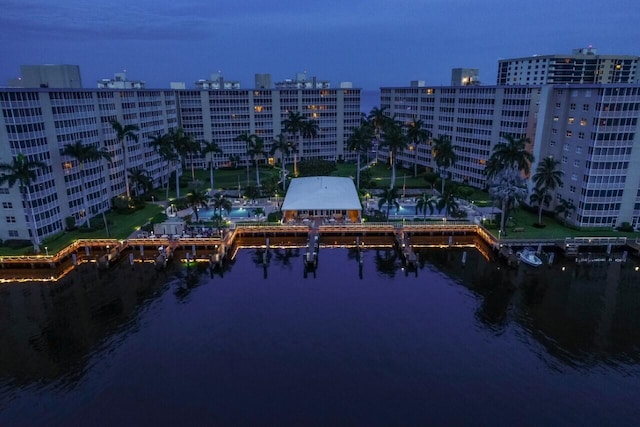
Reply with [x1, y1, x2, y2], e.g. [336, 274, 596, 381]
[1, 246, 639, 426]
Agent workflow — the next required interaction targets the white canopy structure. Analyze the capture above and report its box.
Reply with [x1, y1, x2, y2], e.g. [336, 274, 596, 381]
[281, 176, 362, 222]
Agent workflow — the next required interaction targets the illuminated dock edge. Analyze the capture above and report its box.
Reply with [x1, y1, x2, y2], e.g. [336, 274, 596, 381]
[0, 222, 636, 282]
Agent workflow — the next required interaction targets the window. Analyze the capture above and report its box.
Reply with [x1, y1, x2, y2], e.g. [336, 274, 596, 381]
[583, 104, 589, 111]
[570, 185, 576, 193]
[553, 115, 559, 122]
[576, 146, 582, 154]
[580, 118, 587, 126]
[1, 202, 12, 209]
[578, 132, 585, 139]
[570, 103, 576, 110]
[568, 117, 575, 124]
[562, 156, 568, 164]
[5, 216, 16, 223]
[566, 130, 573, 137]
[573, 160, 580, 168]
[8, 230, 18, 237]
[571, 173, 578, 181]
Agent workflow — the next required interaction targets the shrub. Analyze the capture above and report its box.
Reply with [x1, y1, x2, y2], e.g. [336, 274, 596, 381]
[4, 239, 32, 249]
[616, 222, 634, 232]
[65, 216, 77, 231]
[267, 211, 283, 222]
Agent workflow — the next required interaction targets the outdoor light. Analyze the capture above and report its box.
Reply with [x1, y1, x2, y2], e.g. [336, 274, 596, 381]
[44, 246, 49, 256]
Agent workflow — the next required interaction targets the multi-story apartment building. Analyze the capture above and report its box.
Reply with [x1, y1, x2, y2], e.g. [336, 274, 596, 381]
[97, 73, 146, 89]
[0, 82, 360, 244]
[176, 87, 362, 171]
[497, 47, 639, 85]
[381, 83, 640, 229]
[0, 89, 178, 244]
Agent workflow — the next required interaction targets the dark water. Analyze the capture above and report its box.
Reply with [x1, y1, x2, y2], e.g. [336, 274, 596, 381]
[1, 246, 639, 426]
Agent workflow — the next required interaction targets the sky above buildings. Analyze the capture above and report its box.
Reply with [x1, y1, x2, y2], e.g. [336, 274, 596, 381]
[1, 0, 639, 90]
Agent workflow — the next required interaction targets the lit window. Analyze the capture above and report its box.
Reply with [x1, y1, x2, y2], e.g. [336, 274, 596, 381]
[568, 117, 575, 124]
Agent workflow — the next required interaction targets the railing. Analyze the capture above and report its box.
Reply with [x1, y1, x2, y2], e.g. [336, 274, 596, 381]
[564, 236, 627, 245]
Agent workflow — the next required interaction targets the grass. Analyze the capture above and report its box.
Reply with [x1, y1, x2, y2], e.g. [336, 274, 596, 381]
[0, 204, 165, 256]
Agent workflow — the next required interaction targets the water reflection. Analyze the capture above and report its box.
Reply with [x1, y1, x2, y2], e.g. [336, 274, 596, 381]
[0, 244, 639, 422]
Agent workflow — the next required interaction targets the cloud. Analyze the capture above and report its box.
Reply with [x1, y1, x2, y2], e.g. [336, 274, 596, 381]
[0, 0, 219, 41]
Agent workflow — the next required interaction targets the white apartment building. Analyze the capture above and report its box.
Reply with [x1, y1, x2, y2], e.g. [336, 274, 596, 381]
[497, 47, 639, 85]
[0, 89, 178, 244]
[381, 83, 640, 229]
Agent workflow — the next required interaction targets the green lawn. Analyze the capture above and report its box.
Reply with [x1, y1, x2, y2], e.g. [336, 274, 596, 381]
[0, 204, 165, 256]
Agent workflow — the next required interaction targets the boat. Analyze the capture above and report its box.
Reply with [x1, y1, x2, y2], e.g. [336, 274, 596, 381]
[517, 248, 543, 267]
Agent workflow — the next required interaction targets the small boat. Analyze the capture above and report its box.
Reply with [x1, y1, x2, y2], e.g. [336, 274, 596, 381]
[517, 248, 543, 267]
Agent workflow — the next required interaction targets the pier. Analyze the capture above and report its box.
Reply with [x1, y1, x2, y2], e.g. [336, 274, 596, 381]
[0, 221, 638, 281]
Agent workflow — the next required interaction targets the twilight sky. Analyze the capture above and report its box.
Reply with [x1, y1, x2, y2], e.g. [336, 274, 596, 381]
[1, 0, 639, 90]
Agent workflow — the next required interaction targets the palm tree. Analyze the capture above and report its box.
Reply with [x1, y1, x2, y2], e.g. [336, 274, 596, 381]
[555, 197, 576, 226]
[381, 120, 409, 189]
[368, 107, 391, 162]
[210, 193, 232, 227]
[416, 192, 438, 221]
[149, 132, 178, 207]
[0, 154, 47, 251]
[529, 186, 552, 226]
[282, 111, 305, 177]
[490, 134, 535, 176]
[234, 131, 254, 185]
[437, 190, 460, 218]
[61, 140, 112, 227]
[406, 119, 430, 177]
[346, 122, 373, 190]
[168, 128, 199, 198]
[248, 135, 265, 187]
[489, 168, 528, 233]
[128, 167, 151, 198]
[201, 140, 223, 190]
[301, 119, 319, 166]
[110, 119, 139, 199]
[531, 156, 564, 225]
[270, 134, 291, 191]
[378, 187, 400, 219]
[431, 135, 458, 196]
[185, 188, 210, 222]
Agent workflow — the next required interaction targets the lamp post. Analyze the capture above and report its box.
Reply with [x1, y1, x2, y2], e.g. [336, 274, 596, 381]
[44, 246, 48, 256]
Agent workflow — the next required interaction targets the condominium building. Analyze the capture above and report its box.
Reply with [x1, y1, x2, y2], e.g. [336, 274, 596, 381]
[0, 89, 178, 244]
[381, 83, 640, 229]
[497, 47, 640, 85]
[176, 87, 361, 171]
[97, 73, 146, 89]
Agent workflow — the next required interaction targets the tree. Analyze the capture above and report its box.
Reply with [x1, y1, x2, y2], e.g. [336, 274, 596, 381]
[249, 135, 265, 187]
[211, 193, 232, 226]
[201, 140, 223, 190]
[171, 128, 200, 183]
[431, 135, 458, 196]
[380, 120, 409, 190]
[270, 134, 291, 191]
[529, 186, 552, 225]
[555, 197, 576, 226]
[368, 107, 391, 161]
[234, 131, 254, 185]
[406, 119, 430, 177]
[437, 190, 460, 218]
[128, 167, 151, 198]
[416, 192, 438, 221]
[185, 188, 210, 222]
[346, 122, 373, 190]
[489, 134, 535, 176]
[301, 119, 319, 167]
[531, 156, 563, 225]
[282, 111, 306, 177]
[61, 140, 112, 227]
[0, 154, 47, 251]
[110, 119, 139, 199]
[149, 132, 178, 207]
[378, 187, 400, 219]
[489, 169, 528, 233]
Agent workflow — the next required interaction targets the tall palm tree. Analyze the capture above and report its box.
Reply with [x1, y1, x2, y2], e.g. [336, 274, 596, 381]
[234, 131, 254, 185]
[185, 188, 210, 222]
[110, 119, 139, 199]
[531, 156, 564, 225]
[282, 111, 306, 177]
[416, 192, 438, 221]
[405, 119, 430, 177]
[489, 168, 528, 233]
[368, 107, 390, 162]
[431, 135, 458, 196]
[201, 140, 223, 190]
[381, 120, 409, 189]
[301, 119, 319, 166]
[0, 154, 47, 251]
[210, 193, 232, 227]
[149, 132, 178, 207]
[378, 187, 400, 219]
[247, 134, 265, 187]
[168, 127, 199, 198]
[346, 122, 373, 190]
[490, 134, 535, 176]
[61, 140, 112, 227]
[270, 134, 291, 191]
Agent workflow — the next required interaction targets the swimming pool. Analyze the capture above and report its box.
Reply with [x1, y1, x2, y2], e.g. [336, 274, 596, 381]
[197, 206, 264, 219]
